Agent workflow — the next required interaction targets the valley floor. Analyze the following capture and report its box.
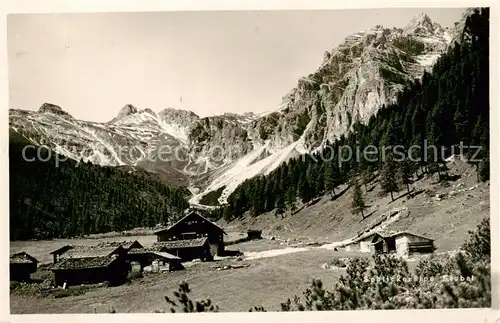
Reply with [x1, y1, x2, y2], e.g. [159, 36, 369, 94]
[11, 240, 367, 314]
[9, 157, 490, 314]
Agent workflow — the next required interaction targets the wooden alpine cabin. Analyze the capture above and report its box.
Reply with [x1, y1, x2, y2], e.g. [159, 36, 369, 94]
[127, 248, 184, 272]
[49, 244, 132, 286]
[344, 231, 435, 258]
[154, 211, 227, 258]
[10, 252, 38, 282]
[49, 240, 143, 264]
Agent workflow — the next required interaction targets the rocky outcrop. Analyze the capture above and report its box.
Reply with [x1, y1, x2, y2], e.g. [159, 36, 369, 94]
[38, 103, 73, 118]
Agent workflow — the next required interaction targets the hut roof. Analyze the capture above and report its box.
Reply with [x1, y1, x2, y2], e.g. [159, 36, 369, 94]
[388, 231, 434, 241]
[151, 237, 208, 251]
[61, 245, 124, 259]
[152, 251, 181, 260]
[351, 231, 386, 244]
[94, 240, 143, 250]
[154, 211, 226, 236]
[50, 241, 141, 257]
[10, 252, 38, 264]
[49, 245, 74, 255]
[50, 256, 118, 271]
[127, 248, 148, 255]
[127, 248, 181, 260]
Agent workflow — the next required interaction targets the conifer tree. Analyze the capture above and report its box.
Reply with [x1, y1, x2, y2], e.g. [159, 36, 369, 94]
[351, 181, 366, 219]
[381, 154, 399, 201]
[324, 160, 339, 197]
[285, 186, 297, 214]
[298, 173, 312, 204]
[397, 159, 412, 195]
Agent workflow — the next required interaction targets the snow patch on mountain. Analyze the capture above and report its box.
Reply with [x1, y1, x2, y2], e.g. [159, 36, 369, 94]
[190, 140, 304, 205]
[416, 53, 440, 67]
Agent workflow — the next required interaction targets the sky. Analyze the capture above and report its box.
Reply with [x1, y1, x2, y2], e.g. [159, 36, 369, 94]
[7, 8, 466, 122]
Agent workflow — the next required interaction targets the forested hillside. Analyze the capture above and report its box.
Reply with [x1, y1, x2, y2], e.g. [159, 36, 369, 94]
[9, 131, 189, 240]
[214, 8, 489, 222]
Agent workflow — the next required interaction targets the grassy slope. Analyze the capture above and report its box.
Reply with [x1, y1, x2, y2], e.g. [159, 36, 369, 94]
[220, 158, 490, 252]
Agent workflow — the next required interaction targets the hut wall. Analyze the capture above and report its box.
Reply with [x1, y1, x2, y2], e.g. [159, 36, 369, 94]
[53, 267, 109, 286]
[53, 259, 128, 287]
[396, 235, 434, 257]
[345, 242, 360, 252]
[165, 244, 212, 262]
[10, 263, 37, 282]
[157, 221, 225, 257]
[127, 253, 183, 271]
[247, 230, 262, 240]
[395, 236, 409, 257]
[359, 240, 372, 253]
[156, 214, 224, 255]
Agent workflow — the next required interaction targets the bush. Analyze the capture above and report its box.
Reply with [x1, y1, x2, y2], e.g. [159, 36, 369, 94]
[415, 255, 446, 277]
[280, 218, 491, 311]
[327, 257, 350, 268]
[164, 281, 219, 313]
[461, 217, 490, 263]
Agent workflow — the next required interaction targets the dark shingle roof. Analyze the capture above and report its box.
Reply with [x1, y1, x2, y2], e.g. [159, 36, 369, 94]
[388, 231, 434, 241]
[153, 251, 181, 260]
[61, 245, 124, 258]
[154, 211, 226, 236]
[94, 240, 144, 250]
[151, 238, 208, 251]
[10, 252, 38, 264]
[352, 230, 434, 245]
[50, 241, 142, 258]
[49, 245, 74, 255]
[50, 256, 118, 270]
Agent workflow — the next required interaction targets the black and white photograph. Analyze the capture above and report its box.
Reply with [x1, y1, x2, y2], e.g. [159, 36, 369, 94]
[4, 2, 493, 318]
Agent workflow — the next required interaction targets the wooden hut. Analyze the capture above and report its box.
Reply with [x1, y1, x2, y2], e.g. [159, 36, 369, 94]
[154, 211, 226, 256]
[366, 231, 435, 257]
[127, 249, 184, 272]
[49, 244, 129, 286]
[49, 240, 142, 264]
[50, 254, 129, 287]
[10, 252, 38, 282]
[247, 229, 262, 240]
[151, 237, 212, 262]
[391, 231, 435, 257]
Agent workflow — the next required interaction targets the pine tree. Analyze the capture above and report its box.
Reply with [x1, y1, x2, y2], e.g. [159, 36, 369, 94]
[397, 159, 412, 195]
[361, 166, 373, 193]
[298, 173, 312, 204]
[381, 156, 399, 201]
[351, 181, 366, 219]
[285, 186, 297, 214]
[324, 161, 339, 198]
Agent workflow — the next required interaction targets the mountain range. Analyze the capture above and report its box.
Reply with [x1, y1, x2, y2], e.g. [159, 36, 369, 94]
[9, 12, 469, 207]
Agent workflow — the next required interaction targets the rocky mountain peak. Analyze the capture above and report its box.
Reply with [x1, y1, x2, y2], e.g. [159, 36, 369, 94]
[158, 107, 200, 121]
[116, 104, 139, 119]
[38, 103, 72, 118]
[404, 13, 440, 36]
